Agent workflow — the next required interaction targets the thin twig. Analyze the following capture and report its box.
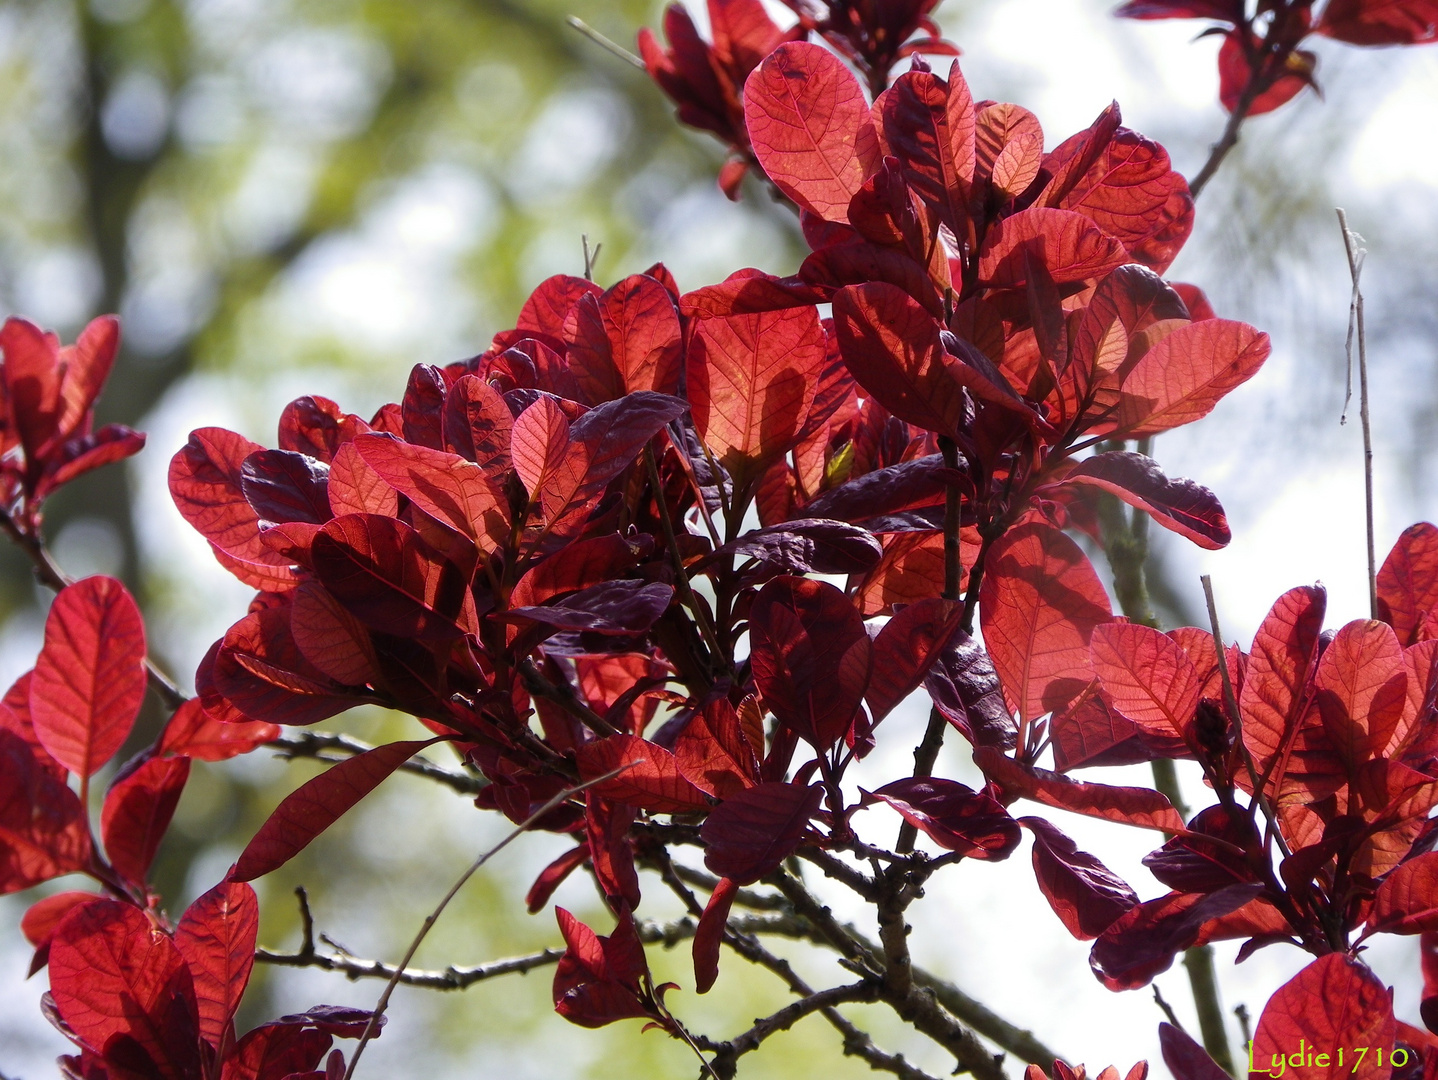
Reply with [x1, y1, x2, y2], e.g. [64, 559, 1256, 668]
[581, 234, 601, 281]
[644, 445, 725, 668]
[270, 731, 486, 795]
[257, 944, 566, 988]
[566, 15, 645, 68]
[1153, 984, 1184, 1030]
[1336, 209, 1376, 619]
[1189, 55, 1267, 199]
[701, 982, 881, 1074]
[516, 657, 621, 737]
[1234, 1004, 1253, 1046]
[341, 762, 639, 1080]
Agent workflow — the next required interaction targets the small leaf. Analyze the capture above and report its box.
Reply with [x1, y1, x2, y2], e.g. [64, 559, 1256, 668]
[1090, 622, 1203, 739]
[232, 738, 443, 881]
[694, 877, 739, 994]
[1044, 452, 1229, 549]
[157, 698, 279, 762]
[866, 597, 963, 723]
[1089, 884, 1262, 989]
[1369, 851, 1438, 934]
[976, 747, 1185, 832]
[175, 879, 259, 1050]
[1159, 1022, 1231, 1080]
[100, 751, 190, 888]
[1113, 318, 1270, 437]
[1377, 523, 1438, 646]
[510, 580, 675, 635]
[575, 734, 710, 813]
[1023, 816, 1137, 939]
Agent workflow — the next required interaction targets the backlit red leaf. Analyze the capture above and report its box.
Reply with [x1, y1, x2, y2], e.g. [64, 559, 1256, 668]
[1090, 622, 1203, 739]
[976, 747, 1185, 832]
[510, 580, 674, 635]
[48, 899, 199, 1076]
[1318, 0, 1438, 43]
[566, 274, 682, 403]
[701, 781, 824, 884]
[31, 576, 147, 778]
[749, 576, 871, 750]
[871, 778, 1020, 858]
[833, 282, 967, 437]
[576, 734, 710, 813]
[674, 698, 760, 799]
[978, 522, 1113, 723]
[924, 631, 1018, 750]
[0, 730, 92, 893]
[354, 433, 507, 550]
[874, 64, 974, 235]
[976, 208, 1127, 289]
[1023, 816, 1137, 939]
[1045, 452, 1229, 549]
[158, 699, 279, 762]
[1369, 852, 1438, 934]
[1113, 318, 1270, 437]
[866, 597, 963, 723]
[1315, 619, 1407, 770]
[1378, 523, 1438, 646]
[170, 427, 299, 588]
[694, 876, 739, 994]
[1089, 884, 1262, 989]
[232, 737, 443, 881]
[1158, 1022, 1232, 1080]
[100, 752, 190, 888]
[175, 879, 258, 1049]
[1240, 585, 1327, 781]
[743, 42, 874, 222]
[553, 907, 654, 1028]
[1252, 955, 1395, 1080]
[687, 305, 826, 491]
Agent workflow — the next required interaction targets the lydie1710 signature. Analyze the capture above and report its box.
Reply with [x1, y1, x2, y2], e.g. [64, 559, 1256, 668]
[1249, 1040, 1410, 1076]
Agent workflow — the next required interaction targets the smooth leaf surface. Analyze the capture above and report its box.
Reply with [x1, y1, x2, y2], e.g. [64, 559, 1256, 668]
[701, 782, 824, 884]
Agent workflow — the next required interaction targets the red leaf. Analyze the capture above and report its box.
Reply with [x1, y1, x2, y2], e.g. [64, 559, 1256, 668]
[1090, 622, 1203, 739]
[1239, 585, 1327, 781]
[100, 751, 190, 888]
[1023, 816, 1137, 939]
[525, 842, 590, 914]
[511, 580, 674, 636]
[1217, 30, 1313, 115]
[31, 576, 146, 777]
[1368, 852, 1438, 934]
[170, 428, 299, 588]
[976, 747, 1185, 832]
[207, 606, 358, 727]
[442, 374, 514, 474]
[566, 274, 682, 403]
[576, 734, 710, 813]
[232, 737, 443, 881]
[832, 282, 967, 437]
[585, 794, 640, 911]
[1089, 884, 1262, 989]
[311, 515, 473, 642]
[288, 579, 378, 687]
[1044, 452, 1229, 549]
[1318, 0, 1438, 44]
[701, 781, 824, 884]
[1042, 124, 1193, 272]
[1252, 955, 1395, 1080]
[1315, 619, 1407, 771]
[518, 275, 601, 339]
[1159, 1022, 1231, 1080]
[1113, 318, 1270, 437]
[175, 879, 258, 1050]
[694, 877, 739, 994]
[0, 730, 92, 893]
[1115, 0, 1242, 17]
[0, 317, 63, 461]
[978, 522, 1112, 723]
[866, 597, 963, 723]
[158, 699, 278, 762]
[874, 63, 974, 236]
[703, 519, 883, 576]
[353, 433, 507, 550]
[326, 441, 398, 518]
[674, 698, 760, 799]
[870, 778, 1020, 858]
[743, 42, 874, 222]
[553, 907, 655, 1028]
[749, 576, 871, 750]
[687, 305, 827, 492]
[976, 208, 1127, 289]
[924, 631, 1019, 751]
[1378, 523, 1438, 646]
[48, 899, 199, 1076]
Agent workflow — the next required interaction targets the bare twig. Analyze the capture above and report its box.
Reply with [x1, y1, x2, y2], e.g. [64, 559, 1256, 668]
[258, 943, 566, 988]
[581, 234, 601, 281]
[341, 762, 638, 1080]
[516, 657, 621, 737]
[1235, 1004, 1253, 1046]
[566, 15, 645, 69]
[270, 731, 486, 795]
[1153, 985, 1184, 1030]
[701, 982, 881, 1075]
[1189, 56, 1267, 199]
[1336, 209, 1376, 619]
